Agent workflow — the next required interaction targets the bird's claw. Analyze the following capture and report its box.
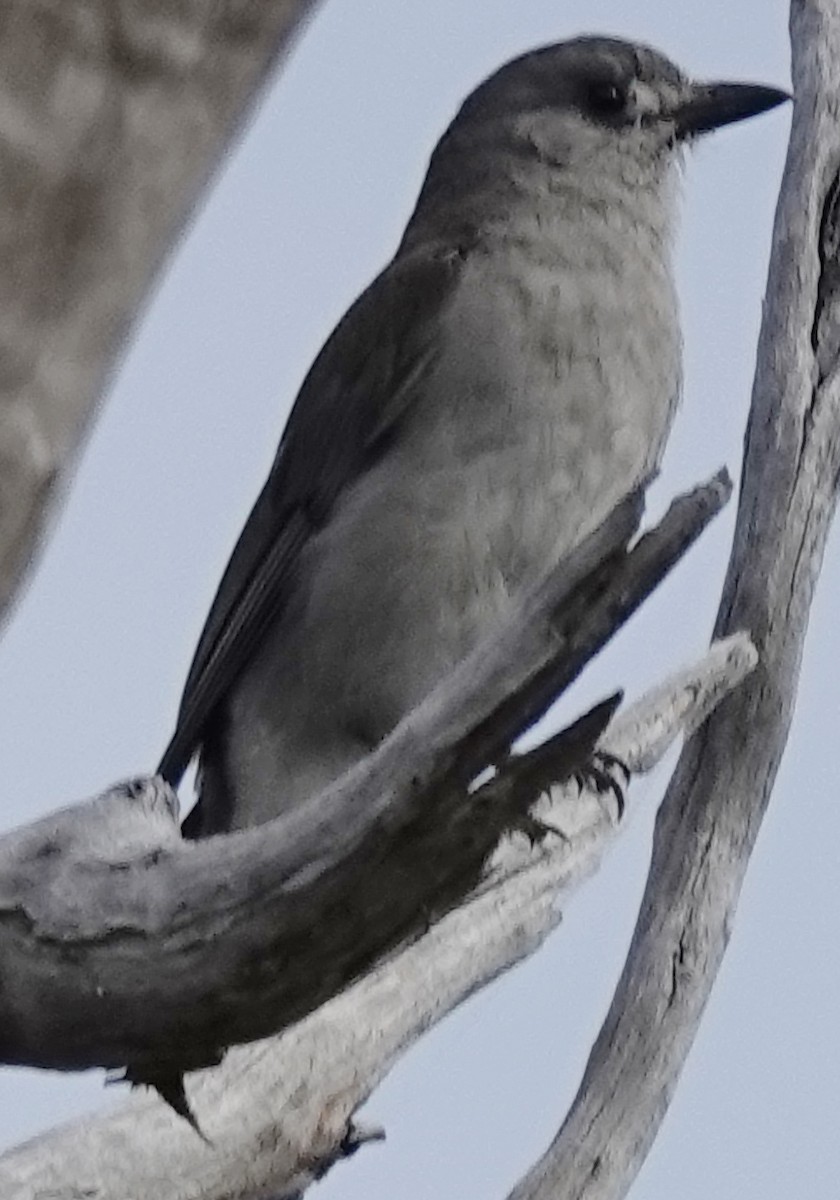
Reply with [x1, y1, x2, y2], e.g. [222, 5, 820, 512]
[573, 750, 630, 820]
[510, 811, 566, 846]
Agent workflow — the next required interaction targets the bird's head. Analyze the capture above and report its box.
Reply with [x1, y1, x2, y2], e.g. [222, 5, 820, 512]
[456, 36, 788, 170]
[408, 36, 788, 243]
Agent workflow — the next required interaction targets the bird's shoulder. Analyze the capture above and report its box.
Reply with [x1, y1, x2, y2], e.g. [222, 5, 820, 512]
[275, 238, 472, 500]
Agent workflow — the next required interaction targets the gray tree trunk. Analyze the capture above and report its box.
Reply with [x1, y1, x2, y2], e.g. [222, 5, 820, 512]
[0, 0, 320, 627]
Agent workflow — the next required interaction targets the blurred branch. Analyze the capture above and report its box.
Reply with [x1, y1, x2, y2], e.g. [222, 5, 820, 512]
[506, 5, 840, 1198]
[0, 0, 321, 627]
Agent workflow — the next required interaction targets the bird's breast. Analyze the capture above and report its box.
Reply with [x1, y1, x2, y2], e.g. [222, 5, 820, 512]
[294, 235, 681, 738]
[399, 236, 682, 585]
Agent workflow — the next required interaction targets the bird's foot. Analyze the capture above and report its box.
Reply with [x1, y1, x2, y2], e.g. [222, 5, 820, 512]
[509, 811, 568, 847]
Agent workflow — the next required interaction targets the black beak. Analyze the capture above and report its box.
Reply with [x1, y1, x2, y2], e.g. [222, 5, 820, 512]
[673, 81, 790, 139]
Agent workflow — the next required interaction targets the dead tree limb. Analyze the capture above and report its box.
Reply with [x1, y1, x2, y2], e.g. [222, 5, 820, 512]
[504, 5, 840, 1198]
[0, 477, 726, 1083]
[0, 0, 321, 627]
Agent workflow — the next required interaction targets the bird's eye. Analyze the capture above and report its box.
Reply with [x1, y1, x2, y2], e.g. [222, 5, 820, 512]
[588, 81, 628, 118]
[121, 778, 148, 801]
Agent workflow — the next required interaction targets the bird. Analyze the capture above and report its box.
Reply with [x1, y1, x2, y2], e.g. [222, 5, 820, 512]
[158, 36, 787, 837]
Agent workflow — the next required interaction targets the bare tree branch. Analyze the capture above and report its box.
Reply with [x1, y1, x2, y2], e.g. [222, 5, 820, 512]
[503, 6, 840, 1198]
[0, 632, 755, 1200]
[0, 477, 726, 1082]
[0, 0, 321, 626]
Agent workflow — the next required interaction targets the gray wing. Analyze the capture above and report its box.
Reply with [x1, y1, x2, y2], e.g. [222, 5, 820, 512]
[157, 244, 465, 796]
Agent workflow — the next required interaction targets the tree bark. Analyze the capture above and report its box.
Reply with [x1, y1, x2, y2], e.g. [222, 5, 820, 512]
[0, 0, 321, 628]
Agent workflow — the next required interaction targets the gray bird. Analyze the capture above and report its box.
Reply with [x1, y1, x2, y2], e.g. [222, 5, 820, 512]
[158, 36, 787, 836]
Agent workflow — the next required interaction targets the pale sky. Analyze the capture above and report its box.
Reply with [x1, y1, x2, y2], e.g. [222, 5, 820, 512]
[3, 2, 834, 1198]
